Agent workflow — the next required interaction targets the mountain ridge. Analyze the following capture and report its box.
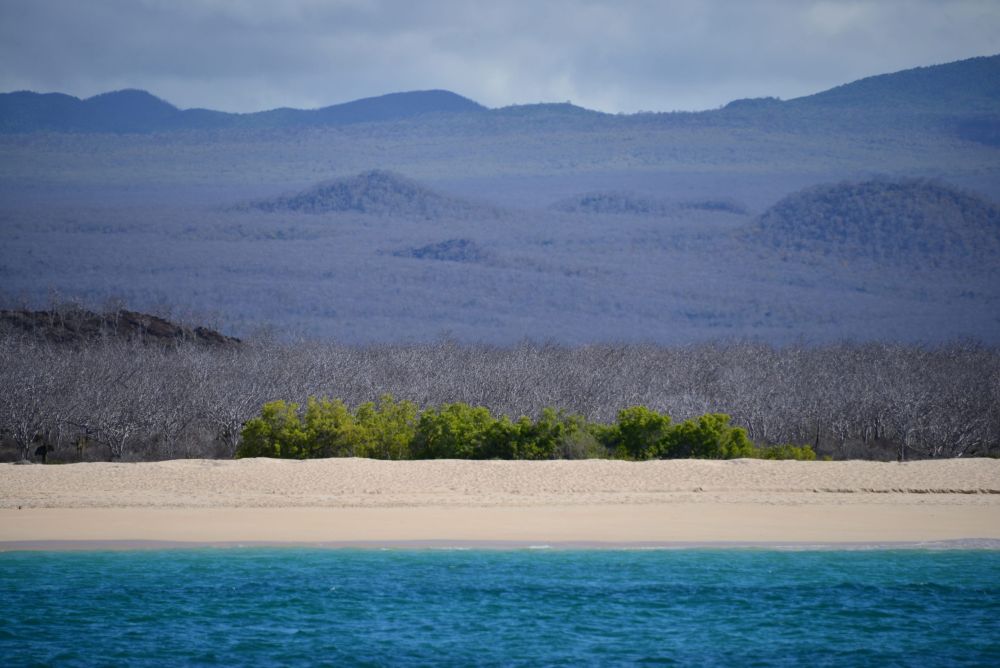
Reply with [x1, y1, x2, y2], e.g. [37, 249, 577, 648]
[1, 54, 997, 134]
[0, 88, 485, 133]
[789, 54, 1000, 112]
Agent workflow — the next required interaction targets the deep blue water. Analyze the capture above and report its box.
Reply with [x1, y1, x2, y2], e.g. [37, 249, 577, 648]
[1, 548, 998, 666]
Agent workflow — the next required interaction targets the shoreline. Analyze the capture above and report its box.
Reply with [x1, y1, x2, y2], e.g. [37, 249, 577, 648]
[5, 538, 1000, 552]
[2, 459, 998, 548]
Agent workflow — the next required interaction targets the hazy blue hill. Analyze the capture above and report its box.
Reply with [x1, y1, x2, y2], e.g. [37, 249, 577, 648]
[246, 89, 486, 128]
[82, 89, 180, 132]
[314, 89, 485, 123]
[494, 102, 604, 118]
[955, 116, 1000, 147]
[789, 54, 1000, 113]
[248, 169, 496, 218]
[551, 192, 748, 216]
[487, 102, 614, 131]
[710, 55, 1000, 137]
[722, 97, 783, 111]
[392, 238, 491, 263]
[0, 88, 228, 133]
[3, 54, 998, 135]
[3, 56, 1000, 345]
[0, 89, 486, 133]
[0, 91, 84, 132]
[551, 191, 672, 216]
[680, 198, 749, 215]
[175, 107, 234, 130]
[742, 179, 1000, 264]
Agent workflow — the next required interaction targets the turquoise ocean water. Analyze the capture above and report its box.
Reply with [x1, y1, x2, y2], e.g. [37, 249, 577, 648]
[1, 548, 998, 666]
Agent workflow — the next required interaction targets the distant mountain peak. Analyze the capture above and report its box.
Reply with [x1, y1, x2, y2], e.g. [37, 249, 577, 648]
[495, 101, 602, 117]
[305, 89, 486, 125]
[83, 89, 180, 127]
[723, 96, 782, 111]
[330, 88, 483, 108]
[85, 88, 176, 107]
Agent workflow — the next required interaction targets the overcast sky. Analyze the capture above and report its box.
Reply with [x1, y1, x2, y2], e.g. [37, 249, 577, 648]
[1, 0, 998, 113]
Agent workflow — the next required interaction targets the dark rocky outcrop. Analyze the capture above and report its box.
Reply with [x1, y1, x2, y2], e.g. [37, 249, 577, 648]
[0, 309, 240, 346]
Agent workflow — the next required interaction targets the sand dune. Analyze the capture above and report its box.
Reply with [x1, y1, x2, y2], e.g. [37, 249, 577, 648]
[1, 459, 998, 546]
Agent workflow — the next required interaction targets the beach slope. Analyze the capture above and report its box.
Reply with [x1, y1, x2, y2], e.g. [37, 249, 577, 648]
[2, 459, 998, 547]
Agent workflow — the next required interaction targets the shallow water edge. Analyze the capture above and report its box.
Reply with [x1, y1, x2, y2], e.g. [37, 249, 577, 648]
[4, 537, 1000, 552]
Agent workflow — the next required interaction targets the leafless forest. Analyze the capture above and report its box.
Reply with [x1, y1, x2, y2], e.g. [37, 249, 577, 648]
[2, 325, 997, 462]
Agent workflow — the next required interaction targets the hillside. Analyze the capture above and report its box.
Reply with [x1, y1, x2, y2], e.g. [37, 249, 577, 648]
[248, 170, 496, 219]
[712, 55, 1000, 139]
[0, 89, 187, 133]
[742, 179, 1000, 264]
[789, 54, 1000, 113]
[0, 309, 240, 346]
[255, 89, 485, 127]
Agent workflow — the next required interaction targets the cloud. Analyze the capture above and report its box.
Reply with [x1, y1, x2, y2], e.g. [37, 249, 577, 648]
[1, 0, 998, 112]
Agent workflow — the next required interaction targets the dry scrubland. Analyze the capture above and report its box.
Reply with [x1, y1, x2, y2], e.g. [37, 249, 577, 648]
[2, 333, 999, 463]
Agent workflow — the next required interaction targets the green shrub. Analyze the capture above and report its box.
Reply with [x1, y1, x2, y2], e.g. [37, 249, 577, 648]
[303, 397, 362, 457]
[411, 402, 498, 459]
[238, 395, 417, 459]
[557, 429, 607, 459]
[607, 406, 673, 460]
[237, 400, 308, 458]
[353, 394, 418, 459]
[513, 408, 589, 460]
[663, 413, 755, 459]
[237, 397, 821, 463]
[751, 444, 817, 461]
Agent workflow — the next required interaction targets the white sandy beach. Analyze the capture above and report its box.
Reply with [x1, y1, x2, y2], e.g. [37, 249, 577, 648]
[1, 458, 998, 547]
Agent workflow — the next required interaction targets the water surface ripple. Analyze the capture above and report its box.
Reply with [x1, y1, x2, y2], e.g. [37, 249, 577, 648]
[1, 548, 998, 666]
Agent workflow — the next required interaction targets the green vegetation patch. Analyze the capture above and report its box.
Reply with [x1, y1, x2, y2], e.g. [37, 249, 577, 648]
[237, 396, 816, 461]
